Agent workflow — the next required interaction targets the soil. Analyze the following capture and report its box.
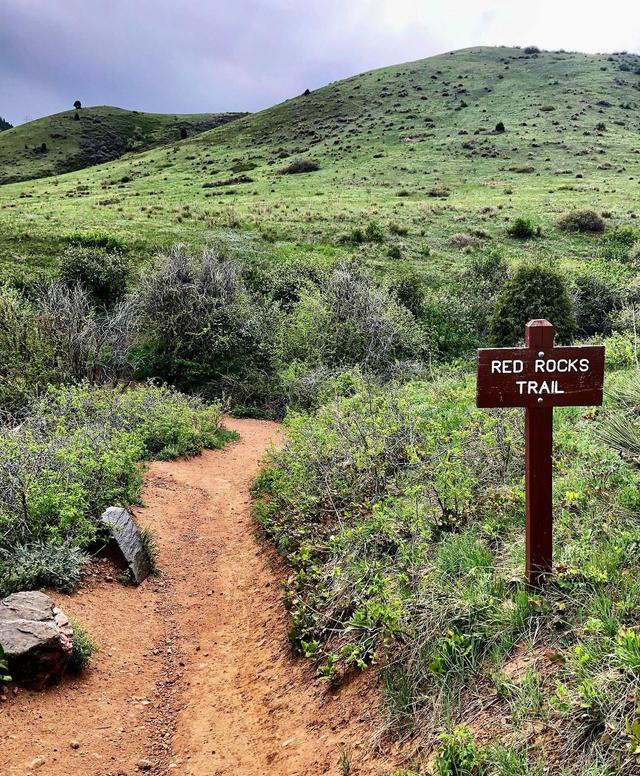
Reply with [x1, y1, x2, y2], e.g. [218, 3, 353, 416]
[2, 419, 397, 776]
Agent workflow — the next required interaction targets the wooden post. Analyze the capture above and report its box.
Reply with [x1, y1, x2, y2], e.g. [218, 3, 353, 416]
[524, 320, 555, 587]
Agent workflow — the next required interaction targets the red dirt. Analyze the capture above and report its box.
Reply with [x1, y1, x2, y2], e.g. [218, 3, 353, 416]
[2, 419, 397, 776]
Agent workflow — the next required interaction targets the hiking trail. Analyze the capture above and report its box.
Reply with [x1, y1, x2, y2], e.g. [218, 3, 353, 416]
[3, 419, 393, 776]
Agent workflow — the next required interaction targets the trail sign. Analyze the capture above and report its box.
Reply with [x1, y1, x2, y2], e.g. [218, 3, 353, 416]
[476, 320, 604, 586]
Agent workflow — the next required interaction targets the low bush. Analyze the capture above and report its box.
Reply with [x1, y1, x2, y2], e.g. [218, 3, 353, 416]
[488, 263, 576, 346]
[64, 230, 127, 252]
[557, 209, 605, 233]
[572, 273, 622, 337]
[68, 619, 98, 673]
[59, 246, 133, 307]
[255, 375, 640, 773]
[507, 216, 538, 239]
[0, 282, 133, 416]
[133, 245, 276, 399]
[601, 225, 638, 261]
[276, 263, 429, 373]
[0, 382, 233, 597]
[280, 160, 320, 174]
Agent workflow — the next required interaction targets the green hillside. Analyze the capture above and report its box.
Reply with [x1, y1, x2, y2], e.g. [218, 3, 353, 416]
[0, 106, 246, 184]
[1, 46, 639, 277]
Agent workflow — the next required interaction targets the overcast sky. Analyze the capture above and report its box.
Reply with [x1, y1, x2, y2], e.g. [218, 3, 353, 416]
[2, 0, 640, 126]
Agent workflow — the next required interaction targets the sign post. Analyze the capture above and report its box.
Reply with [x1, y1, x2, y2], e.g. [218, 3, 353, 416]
[476, 320, 604, 587]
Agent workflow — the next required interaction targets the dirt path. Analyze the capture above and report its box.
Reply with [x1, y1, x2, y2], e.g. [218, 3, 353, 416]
[2, 419, 393, 776]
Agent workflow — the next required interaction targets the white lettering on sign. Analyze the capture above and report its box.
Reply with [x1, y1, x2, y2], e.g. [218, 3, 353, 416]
[534, 358, 590, 373]
[515, 380, 565, 395]
[491, 359, 524, 374]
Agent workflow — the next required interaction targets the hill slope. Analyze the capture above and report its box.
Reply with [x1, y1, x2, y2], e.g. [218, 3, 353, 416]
[1, 46, 640, 272]
[0, 106, 246, 184]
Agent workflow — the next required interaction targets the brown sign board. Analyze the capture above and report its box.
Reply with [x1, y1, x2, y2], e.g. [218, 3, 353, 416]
[476, 320, 606, 588]
[476, 345, 605, 409]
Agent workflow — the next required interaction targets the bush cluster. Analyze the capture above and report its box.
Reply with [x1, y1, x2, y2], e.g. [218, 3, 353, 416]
[255, 375, 640, 773]
[488, 263, 576, 346]
[0, 382, 232, 597]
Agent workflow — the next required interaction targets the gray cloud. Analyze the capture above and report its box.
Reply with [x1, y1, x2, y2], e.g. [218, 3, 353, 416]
[1, 0, 639, 126]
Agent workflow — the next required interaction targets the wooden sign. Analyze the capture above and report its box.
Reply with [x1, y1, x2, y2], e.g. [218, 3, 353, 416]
[476, 320, 604, 586]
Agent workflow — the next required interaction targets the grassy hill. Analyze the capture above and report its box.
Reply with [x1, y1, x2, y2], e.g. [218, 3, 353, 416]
[0, 106, 246, 184]
[1, 46, 639, 277]
[3, 47, 640, 775]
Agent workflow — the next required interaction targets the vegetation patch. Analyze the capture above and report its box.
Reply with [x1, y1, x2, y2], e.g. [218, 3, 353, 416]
[255, 373, 640, 773]
[0, 382, 234, 598]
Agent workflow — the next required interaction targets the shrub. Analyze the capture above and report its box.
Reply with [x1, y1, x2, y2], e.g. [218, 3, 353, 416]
[133, 245, 276, 396]
[601, 225, 638, 261]
[68, 620, 97, 673]
[280, 159, 320, 174]
[573, 273, 622, 336]
[0, 542, 88, 597]
[0, 382, 232, 597]
[365, 220, 385, 243]
[436, 726, 487, 776]
[37, 282, 133, 384]
[277, 264, 428, 372]
[59, 246, 132, 307]
[488, 263, 576, 346]
[524, 46, 540, 54]
[629, 241, 640, 266]
[557, 210, 605, 233]
[495, 121, 506, 133]
[0, 285, 55, 414]
[64, 230, 127, 251]
[507, 216, 538, 239]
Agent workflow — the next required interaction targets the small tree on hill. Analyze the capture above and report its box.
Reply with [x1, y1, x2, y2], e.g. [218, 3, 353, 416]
[488, 263, 576, 346]
[74, 100, 82, 110]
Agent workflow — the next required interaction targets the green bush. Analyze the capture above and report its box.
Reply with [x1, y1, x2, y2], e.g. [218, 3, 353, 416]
[68, 619, 97, 673]
[0, 282, 134, 416]
[600, 225, 638, 261]
[133, 245, 277, 399]
[507, 216, 538, 239]
[557, 209, 605, 233]
[0, 285, 55, 414]
[255, 374, 640, 773]
[0, 382, 233, 597]
[488, 263, 576, 346]
[277, 263, 428, 373]
[365, 220, 385, 243]
[64, 230, 127, 252]
[573, 273, 621, 336]
[436, 726, 486, 776]
[280, 159, 320, 174]
[59, 246, 132, 307]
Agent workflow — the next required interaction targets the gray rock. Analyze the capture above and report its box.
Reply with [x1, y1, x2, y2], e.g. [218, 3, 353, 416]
[99, 507, 152, 585]
[0, 591, 73, 690]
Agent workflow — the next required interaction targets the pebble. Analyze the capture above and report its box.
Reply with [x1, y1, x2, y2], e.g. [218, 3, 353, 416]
[70, 741, 80, 749]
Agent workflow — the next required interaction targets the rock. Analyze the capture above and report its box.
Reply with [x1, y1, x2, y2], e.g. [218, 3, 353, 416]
[99, 507, 152, 585]
[0, 591, 73, 690]
[137, 759, 153, 771]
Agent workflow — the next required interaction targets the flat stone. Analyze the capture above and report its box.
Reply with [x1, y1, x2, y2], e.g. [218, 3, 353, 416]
[0, 591, 73, 690]
[99, 507, 152, 585]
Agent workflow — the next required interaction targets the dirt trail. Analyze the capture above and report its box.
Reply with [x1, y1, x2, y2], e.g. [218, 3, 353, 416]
[2, 419, 393, 776]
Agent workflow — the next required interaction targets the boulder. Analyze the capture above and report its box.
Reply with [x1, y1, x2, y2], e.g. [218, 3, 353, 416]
[99, 506, 152, 585]
[0, 591, 73, 690]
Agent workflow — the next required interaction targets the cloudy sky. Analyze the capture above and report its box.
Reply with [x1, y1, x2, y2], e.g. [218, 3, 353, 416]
[2, 0, 640, 126]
